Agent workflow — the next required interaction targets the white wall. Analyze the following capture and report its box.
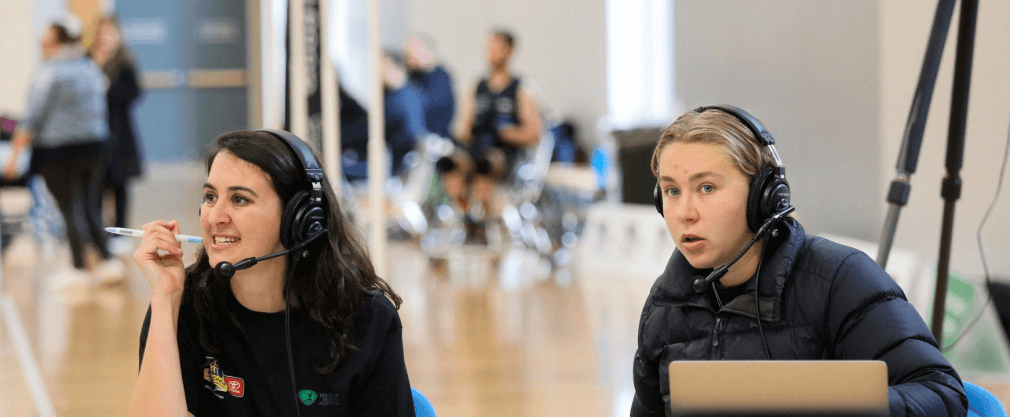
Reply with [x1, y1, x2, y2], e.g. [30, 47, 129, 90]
[674, 0, 883, 242]
[0, 0, 32, 117]
[402, 0, 607, 149]
[0, 0, 67, 119]
[881, 0, 1010, 280]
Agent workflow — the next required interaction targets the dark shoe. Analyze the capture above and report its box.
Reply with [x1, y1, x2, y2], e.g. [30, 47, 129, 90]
[464, 218, 488, 245]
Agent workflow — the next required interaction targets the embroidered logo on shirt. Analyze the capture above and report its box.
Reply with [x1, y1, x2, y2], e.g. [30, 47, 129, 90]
[299, 389, 339, 406]
[208, 358, 227, 393]
[203, 357, 245, 399]
[299, 389, 318, 405]
[225, 376, 245, 398]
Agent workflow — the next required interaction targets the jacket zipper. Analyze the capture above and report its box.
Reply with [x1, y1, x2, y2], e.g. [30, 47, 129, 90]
[710, 316, 725, 359]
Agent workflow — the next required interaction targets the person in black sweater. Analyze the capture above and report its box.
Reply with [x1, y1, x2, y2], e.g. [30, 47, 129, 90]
[129, 130, 413, 416]
[632, 105, 967, 417]
[88, 14, 144, 229]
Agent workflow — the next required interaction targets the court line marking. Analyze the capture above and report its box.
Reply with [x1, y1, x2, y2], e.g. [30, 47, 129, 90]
[1, 293, 57, 417]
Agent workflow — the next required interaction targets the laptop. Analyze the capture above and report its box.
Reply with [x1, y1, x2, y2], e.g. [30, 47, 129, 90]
[667, 360, 889, 417]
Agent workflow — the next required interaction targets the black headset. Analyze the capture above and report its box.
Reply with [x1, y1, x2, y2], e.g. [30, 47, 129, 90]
[653, 105, 792, 233]
[257, 129, 329, 249]
[259, 130, 327, 417]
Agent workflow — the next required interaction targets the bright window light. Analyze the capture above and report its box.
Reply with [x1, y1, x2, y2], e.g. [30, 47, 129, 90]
[605, 0, 675, 129]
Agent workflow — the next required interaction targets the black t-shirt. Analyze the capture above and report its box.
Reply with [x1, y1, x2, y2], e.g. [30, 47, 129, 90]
[139, 291, 414, 416]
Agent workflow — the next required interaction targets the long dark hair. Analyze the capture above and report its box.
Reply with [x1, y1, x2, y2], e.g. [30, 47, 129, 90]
[182, 130, 402, 374]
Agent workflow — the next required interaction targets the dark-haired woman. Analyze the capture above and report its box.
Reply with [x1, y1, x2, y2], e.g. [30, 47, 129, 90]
[128, 130, 413, 416]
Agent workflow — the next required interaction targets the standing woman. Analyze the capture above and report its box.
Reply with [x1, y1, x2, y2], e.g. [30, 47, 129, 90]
[88, 15, 144, 229]
[4, 15, 119, 280]
[129, 130, 414, 416]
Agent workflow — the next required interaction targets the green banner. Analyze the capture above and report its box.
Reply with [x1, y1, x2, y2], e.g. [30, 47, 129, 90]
[927, 270, 1009, 375]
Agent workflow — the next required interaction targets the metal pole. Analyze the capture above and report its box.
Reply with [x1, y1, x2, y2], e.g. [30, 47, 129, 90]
[288, 0, 308, 138]
[931, 0, 977, 344]
[877, 0, 957, 268]
[319, 0, 342, 196]
[367, 0, 387, 278]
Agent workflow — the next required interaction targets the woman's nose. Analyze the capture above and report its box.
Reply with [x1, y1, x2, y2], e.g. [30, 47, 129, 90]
[205, 203, 230, 224]
[674, 194, 698, 223]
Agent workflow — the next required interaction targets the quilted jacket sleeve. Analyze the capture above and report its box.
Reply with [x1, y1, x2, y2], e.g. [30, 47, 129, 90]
[631, 298, 666, 417]
[826, 251, 968, 417]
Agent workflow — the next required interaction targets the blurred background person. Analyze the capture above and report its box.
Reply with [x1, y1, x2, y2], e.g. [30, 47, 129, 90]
[341, 51, 426, 182]
[405, 34, 455, 140]
[87, 14, 145, 238]
[2, 14, 124, 288]
[0, 115, 66, 259]
[438, 29, 543, 242]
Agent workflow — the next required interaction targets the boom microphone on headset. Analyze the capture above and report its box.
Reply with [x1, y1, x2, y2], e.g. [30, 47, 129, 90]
[691, 206, 794, 293]
[214, 227, 328, 279]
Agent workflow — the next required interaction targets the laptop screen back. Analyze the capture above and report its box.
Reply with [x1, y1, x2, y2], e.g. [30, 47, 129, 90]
[667, 360, 889, 417]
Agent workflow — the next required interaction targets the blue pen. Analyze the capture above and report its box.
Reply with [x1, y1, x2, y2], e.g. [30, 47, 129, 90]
[104, 227, 204, 243]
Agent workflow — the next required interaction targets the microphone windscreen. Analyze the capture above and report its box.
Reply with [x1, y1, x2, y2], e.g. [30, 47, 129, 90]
[215, 262, 236, 279]
[692, 275, 708, 294]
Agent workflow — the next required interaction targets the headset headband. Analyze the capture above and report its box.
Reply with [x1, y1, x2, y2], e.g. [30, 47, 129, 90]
[257, 129, 324, 203]
[694, 105, 785, 169]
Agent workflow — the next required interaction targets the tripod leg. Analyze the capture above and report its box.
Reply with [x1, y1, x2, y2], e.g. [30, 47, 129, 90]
[932, 0, 979, 345]
[877, 0, 957, 268]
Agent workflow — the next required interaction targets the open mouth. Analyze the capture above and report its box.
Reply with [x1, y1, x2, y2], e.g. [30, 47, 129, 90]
[214, 236, 241, 245]
[683, 236, 702, 243]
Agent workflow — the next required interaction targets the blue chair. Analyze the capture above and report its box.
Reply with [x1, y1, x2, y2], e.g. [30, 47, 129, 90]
[412, 387, 437, 417]
[965, 381, 1007, 417]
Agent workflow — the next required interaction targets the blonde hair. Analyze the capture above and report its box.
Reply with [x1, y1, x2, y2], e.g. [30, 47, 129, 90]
[651, 108, 777, 179]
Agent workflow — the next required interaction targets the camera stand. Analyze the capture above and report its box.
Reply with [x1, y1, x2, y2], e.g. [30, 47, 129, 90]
[876, 0, 978, 343]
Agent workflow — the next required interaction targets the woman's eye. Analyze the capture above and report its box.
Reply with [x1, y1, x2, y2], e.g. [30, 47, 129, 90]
[202, 193, 217, 204]
[700, 184, 715, 193]
[664, 187, 679, 197]
[231, 195, 250, 205]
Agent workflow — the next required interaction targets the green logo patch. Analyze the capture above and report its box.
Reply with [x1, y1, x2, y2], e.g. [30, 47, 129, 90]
[298, 389, 318, 405]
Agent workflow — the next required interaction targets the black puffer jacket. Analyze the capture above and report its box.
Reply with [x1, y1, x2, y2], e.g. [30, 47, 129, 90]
[631, 218, 967, 417]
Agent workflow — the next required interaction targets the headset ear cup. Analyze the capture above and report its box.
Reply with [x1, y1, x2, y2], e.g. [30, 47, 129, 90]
[654, 183, 664, 216]
[762, 179, 791, 222]
[282, 190, 327, 249]
[280, 190, 309, 249]
[294, 203, 326, 244]
[747, 167, 774, 233]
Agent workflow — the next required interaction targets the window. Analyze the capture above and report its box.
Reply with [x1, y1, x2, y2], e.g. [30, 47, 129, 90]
[605, 0, 675, 129]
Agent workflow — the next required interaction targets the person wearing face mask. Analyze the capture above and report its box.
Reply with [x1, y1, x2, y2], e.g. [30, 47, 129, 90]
[129, 130, 413, 416]
[630, 106, 967, 417]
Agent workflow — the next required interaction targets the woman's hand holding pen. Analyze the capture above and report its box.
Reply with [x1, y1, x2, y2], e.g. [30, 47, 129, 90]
[135, 220, 187, 298]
